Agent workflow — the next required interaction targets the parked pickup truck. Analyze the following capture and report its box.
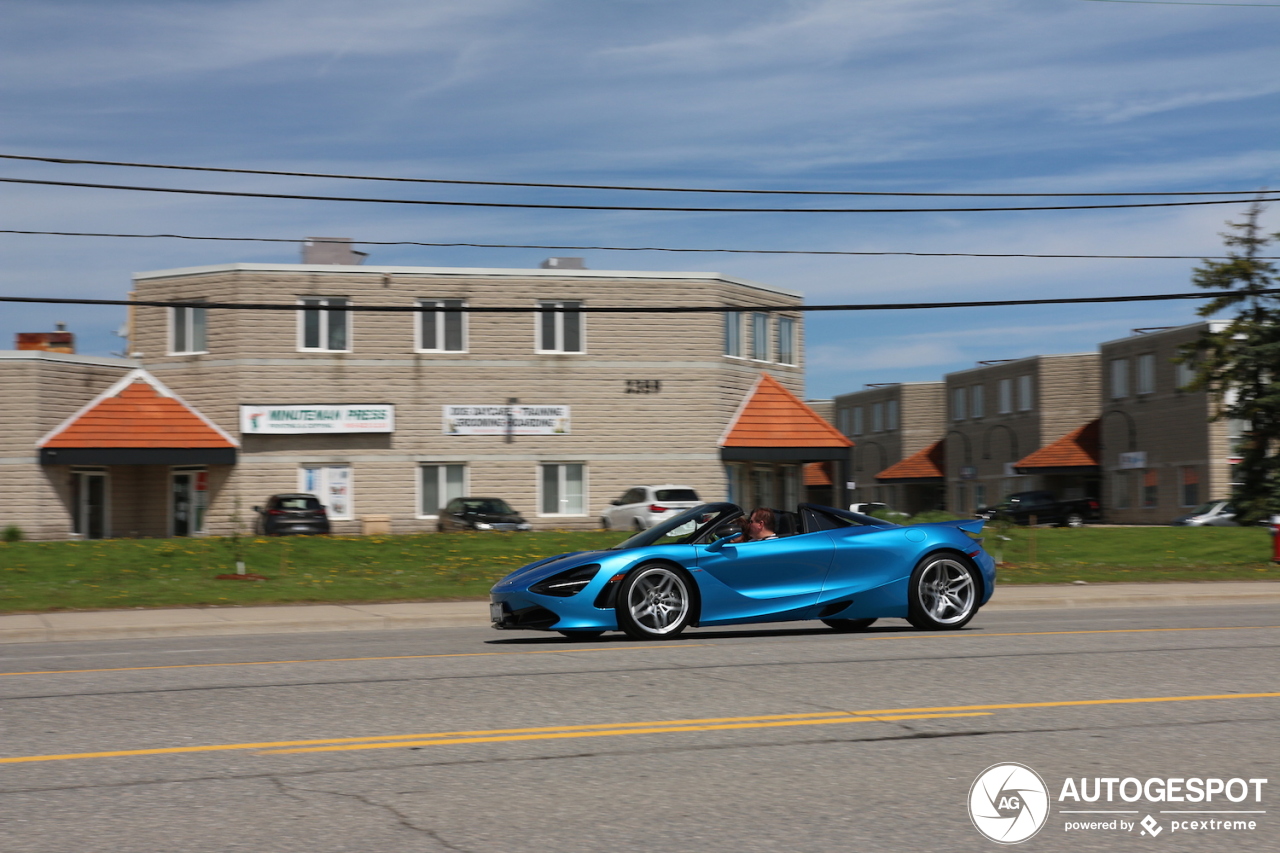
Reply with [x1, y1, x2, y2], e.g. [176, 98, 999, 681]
[976, 490, 1100, 527]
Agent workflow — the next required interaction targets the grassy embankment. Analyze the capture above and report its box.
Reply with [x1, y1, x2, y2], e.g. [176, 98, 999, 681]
[0, 526, 1276, 613]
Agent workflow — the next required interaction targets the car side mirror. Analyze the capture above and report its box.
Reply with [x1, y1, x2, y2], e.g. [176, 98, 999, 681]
[611, 499, 622, 506]
[252, 505, 262, 513]
[706, 534, 738, 553]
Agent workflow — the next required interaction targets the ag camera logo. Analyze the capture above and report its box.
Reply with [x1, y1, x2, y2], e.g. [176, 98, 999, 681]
[970, 763, 1051, 844]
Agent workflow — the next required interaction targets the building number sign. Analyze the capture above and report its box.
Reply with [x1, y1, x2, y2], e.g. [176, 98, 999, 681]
[625, 380, 662, 394]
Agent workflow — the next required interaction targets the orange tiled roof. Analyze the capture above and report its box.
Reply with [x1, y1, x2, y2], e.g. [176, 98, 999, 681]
[876, 439, 945, 481]
[721, 373, 853, 448]
[1016, 419, 1100, 469]
[804, 461, 834, 486]
[42, 376, 235, 449]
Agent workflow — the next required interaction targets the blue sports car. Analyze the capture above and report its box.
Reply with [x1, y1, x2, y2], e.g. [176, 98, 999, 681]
[490, 503, 995, 640]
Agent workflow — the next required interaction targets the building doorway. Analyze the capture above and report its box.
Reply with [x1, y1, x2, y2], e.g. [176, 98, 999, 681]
[72, 469, 108, 539]
[170, 468, 208, 537]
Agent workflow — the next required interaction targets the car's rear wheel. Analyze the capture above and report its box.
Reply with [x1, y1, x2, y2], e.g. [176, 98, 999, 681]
[633, 518, 645, 532]
[821, 617, 877, 632]
[616, 564, 695, 640]
[907, 553, 979, 630]
[1061, 512, 1084, 528]
[600, 516, 611, 530]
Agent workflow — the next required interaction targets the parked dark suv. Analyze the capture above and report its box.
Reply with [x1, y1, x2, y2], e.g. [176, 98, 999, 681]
[254, 493, 331, 535]
[437, 497, 531, 532]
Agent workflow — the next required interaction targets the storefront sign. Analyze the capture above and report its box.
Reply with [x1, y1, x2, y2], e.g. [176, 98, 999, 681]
[443, 405, 570, 435]
[1118, 451, 1147, 469]
[240, 405, 394, 434]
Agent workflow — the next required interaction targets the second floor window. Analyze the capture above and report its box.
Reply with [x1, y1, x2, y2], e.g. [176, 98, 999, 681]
[538, 301, 583, 353]
[872, 402, 884, 432]
[299, 298, 350, 351]
[418, 299, 466, 352]
[853, 406, 864, 436]
[887, 399, 898, 430]
[776, 316, 796, 365]
[998, 378, 1013, 414]
[953, 387, 967, 421]
[1018, 375, 1034, 411]
[1110, 358, 1129, 398]
[1137, 353, 1155, 395]
[751, 313, 769, 361]
[724, 311, 743, 357]
[971, 385, 985, 418]
[171, 304, 207, 354]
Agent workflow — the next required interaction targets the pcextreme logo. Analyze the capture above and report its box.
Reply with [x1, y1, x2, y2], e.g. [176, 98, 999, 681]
[969, 763, 1052, 844]
[969, 764, 1269, 844]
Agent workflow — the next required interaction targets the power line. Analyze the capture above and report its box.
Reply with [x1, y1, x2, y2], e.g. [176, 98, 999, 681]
[1, 153, 1268, 198]
[3, 176, 1278, 214]
[3, 228, 1277, 260]
[5, 290, 1276, 314]
[1078, 0, 1280, 6]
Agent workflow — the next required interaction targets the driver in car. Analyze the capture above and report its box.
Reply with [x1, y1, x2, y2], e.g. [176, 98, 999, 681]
[734, 507, 779, 542]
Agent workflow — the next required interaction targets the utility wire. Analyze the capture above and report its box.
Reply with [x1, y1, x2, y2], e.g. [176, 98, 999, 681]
[5, 290, 1277, 314]
[0, 153, 1267, 197]
[1078, 0, 1280, 6]
[2, 176, 1277, 214]
[3, 229, 1276, 260]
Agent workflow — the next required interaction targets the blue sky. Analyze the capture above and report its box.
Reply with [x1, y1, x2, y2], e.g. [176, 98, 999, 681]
[2, 0, 1278, 399]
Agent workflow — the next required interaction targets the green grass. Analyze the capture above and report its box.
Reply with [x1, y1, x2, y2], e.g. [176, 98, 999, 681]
[0, 526, 1277, 613]
[0, 531, 623, 613]
[986, 524, 1280, 584]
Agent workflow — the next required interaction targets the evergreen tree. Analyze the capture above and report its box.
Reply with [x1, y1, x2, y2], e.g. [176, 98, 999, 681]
[1182, 202, 1280, 524]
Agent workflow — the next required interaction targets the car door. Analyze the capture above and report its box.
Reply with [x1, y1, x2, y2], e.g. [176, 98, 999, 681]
[612, 488, 646, 529]
[692, 532, 834, 624]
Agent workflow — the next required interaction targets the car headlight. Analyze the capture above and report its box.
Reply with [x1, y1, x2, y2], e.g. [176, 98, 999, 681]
[474, 522, 493, 530]
[530, 564, 600, 597]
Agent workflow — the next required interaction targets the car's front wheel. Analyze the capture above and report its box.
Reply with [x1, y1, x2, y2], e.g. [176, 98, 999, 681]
[907, 553, 979, 630]
[821, 617, 877, 632]
[616, 564, 696, 640]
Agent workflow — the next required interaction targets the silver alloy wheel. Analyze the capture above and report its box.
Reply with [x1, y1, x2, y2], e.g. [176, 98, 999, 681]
[917, 558, 976, 625]
[626, 566, 690, 635]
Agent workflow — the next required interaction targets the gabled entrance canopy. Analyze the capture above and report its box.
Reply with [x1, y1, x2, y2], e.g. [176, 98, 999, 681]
[719, 372, 853, 462]
[38, 369, 238, 466]
[875, 439, 946, 484]
[1014, 419, 1099, 476]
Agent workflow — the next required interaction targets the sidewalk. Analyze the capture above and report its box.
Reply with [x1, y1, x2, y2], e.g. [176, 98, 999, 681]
[2, 582, 1278, 644]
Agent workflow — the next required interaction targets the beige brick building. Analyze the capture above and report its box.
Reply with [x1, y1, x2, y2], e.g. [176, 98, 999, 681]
[1099, 322, 1236, 524]
[105, 261, 806, 537]
[941, 353, 1100, 514]
[833, 382, 945, 514]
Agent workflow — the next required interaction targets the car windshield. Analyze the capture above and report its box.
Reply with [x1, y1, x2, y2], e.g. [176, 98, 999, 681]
[1189, 501, 1228, 516]
[461, 499, 515, 514]
[609, 503, 741, 550]
[655, 488, 699, 502]
[278, 496, 321, 510]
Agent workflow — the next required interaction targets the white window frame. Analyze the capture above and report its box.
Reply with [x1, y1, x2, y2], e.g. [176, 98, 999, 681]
[536, 301, 585, 354]
[298, 297, 351, 352]
[776, 316, 797, 365]
[417, 463, 467, 518]
[953, 387, 967, 421]
[1176, 358, 1197, 390]
[299, 464, 353, 520]
[1137, 353, 1155, 395]
[750, 313, 770, 361]
[971, 385, 985, 419]
[998, 378, 1013, 414]
[415, 299, 468, 353]
[71, 467, 110, 539]
[169, 466, 208, 537]
[1017, 375, 1034, 412]
[724, 311, 744, 358]
[1110, 358, 1129, 399]
[539, 462, 586, 516]
[170, 304, 208, 355]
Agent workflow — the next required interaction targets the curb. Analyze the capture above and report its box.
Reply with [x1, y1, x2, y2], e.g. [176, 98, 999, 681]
[1, 582, 1277, 644]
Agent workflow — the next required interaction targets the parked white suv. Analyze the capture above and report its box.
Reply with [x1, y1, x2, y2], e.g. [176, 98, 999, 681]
[601, 485, 701, 531]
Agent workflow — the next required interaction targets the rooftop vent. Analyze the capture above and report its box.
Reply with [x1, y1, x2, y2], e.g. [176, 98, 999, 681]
[540, 257, 586, 270]
[302, 237, 368, 265]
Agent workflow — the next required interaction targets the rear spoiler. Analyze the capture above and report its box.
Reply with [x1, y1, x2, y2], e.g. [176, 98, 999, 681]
[927, 518, 986, 535]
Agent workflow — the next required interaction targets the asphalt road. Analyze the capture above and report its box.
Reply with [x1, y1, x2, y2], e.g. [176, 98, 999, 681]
[2, 605, 1277, 853]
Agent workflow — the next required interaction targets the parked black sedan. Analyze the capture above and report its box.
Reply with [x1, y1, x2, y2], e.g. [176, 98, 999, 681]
[253, 493, 331, 535]
[437, 497, 532, 532]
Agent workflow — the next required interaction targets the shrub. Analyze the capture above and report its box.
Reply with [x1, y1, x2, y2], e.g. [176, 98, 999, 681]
[2, 525, 24, 543]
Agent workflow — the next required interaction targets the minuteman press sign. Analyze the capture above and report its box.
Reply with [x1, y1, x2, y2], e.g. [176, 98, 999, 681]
[240, 405, 395, 434]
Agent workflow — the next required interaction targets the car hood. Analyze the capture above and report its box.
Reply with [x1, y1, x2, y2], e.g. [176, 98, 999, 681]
[463, 512, 525, 523]
[491, 550, 609, 591]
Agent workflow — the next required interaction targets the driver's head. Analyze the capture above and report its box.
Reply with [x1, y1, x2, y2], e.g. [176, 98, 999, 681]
[744, 507, 778, 538]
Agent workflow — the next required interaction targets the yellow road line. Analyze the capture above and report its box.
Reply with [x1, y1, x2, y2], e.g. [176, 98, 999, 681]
[1, 625, 1273, 678]
[3, 691, 1277, 765]
[0, 643, 710, 677]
